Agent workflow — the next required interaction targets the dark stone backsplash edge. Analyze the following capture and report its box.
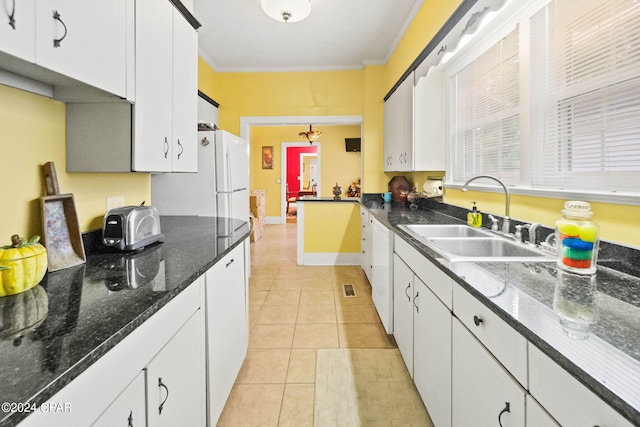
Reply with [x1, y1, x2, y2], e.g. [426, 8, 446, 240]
[362, 193, 640, 278]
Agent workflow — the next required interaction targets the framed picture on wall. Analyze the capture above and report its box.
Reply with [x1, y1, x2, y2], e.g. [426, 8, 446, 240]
[262, 146, 273, 169]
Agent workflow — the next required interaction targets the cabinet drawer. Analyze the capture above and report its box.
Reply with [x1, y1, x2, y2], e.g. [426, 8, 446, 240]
[394, 235, 452, 309]
[452, 283, 527, 387]
[360, 207, 372, 237]
[529, 345, 634, 427]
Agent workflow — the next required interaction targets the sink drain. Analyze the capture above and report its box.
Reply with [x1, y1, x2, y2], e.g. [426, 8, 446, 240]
[342, 284, 357, 297]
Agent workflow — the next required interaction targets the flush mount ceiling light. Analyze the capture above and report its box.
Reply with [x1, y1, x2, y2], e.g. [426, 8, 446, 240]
[261, 0, 311, 23]
[299, 124, 322, 144]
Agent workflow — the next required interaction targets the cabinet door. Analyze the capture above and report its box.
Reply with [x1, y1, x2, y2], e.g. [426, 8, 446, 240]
[372, 219, 393, 333]
[205, 244, 249, 425]
[384, 74, 414, 171]
[452, 319, 525, 427]
[146, 310, 205, 427]
[171, 11, 197, 172]
[529, 345, 634, 427]
[414, 66, 445, 171]
[91, 371, 146, 427]
[400, 72, 414, 171]
[393, 254, 414, 376]
[414, 278, 452, 427]
[133, 0, 173, 172]
[34, 0, 128, 97]
[526, 395, 559, 427]
[360, 208, 372, 282]
[383, 83, 403, 171]
[0, 0, 35, 62]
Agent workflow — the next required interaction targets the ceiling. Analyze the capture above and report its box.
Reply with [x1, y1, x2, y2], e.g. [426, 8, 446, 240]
[194, 0, 425, 72]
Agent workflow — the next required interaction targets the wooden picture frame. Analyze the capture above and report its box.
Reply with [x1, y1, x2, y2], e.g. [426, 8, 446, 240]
[262, 146, 273, 169]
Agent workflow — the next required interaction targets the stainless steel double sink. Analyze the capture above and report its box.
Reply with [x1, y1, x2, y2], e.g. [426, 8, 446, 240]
[398, 224, 554, 263]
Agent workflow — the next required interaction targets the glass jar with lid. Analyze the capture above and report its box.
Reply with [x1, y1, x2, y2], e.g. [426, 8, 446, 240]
[555, 201, 599, 275]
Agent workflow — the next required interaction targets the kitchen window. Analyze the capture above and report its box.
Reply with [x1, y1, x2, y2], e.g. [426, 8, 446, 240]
[445, 0, 640, 203]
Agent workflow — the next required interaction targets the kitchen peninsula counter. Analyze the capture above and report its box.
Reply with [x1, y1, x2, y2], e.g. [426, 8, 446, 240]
[0, 216, 249, 427]
[295, 198, 361, 266]
[362, 198, 640, 425]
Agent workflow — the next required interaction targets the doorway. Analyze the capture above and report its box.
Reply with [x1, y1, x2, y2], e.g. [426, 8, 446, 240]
[282, 143, 320, 222]
[239, 115, 363, 225]
[300, 153, 319, 194]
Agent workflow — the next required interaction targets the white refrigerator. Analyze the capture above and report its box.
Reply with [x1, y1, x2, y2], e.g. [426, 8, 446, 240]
[151, 130, 249, 229]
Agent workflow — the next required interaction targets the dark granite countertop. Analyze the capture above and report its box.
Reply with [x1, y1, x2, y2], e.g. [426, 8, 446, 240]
[0, 216, 249, 427]
[296, 197, 360, 203]
[362, 197, 640, 425]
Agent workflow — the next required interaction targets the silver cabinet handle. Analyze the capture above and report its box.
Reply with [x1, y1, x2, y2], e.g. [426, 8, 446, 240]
[177, 139, 183, 159]
[158, 377, 169, 414]
[8, 0, 16, 29]
[53, 10, 68, 48]
[498, 402, 510, 427]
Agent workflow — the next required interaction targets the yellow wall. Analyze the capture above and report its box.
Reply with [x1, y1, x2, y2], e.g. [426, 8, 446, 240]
[202, 69, 365, 135]
[0, 85, 150, 241]
[250, 125, 361, 217]
[303, 202, 360, 253]
[385, 0, 463, 89]
[445, 190, 640, 246]
[197, 0, 639, 248]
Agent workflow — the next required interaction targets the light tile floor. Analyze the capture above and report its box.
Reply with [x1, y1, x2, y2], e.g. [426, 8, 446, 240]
[217, 223, 432, 426]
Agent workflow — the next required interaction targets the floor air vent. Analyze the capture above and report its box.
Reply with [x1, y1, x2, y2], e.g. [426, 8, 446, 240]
[342, 284, 357, 297]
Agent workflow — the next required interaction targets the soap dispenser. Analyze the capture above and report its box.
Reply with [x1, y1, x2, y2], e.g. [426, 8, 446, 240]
[467, 202, 482, 228]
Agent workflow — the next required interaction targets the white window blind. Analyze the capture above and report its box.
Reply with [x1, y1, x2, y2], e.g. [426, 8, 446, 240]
[450, 28, 520, 185]
[530, 0, 640, 192]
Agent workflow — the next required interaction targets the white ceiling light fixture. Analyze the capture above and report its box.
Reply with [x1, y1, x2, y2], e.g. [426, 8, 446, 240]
[261, 0, 311, 23]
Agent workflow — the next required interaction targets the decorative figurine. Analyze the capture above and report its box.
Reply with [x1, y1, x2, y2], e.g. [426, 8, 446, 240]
[407, 188, 419, 210]
[332, 182, 342, 200]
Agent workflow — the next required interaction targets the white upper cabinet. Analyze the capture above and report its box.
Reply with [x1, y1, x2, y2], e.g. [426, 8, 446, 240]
[133, 0, 174, 172]
[383, 72, 413, 172]
[383, 64, 446, 172]
[133, 0, 198, 172]
[0, 0, 35, 62]
[34, 0, 129, 98]
[170, 9, 198, 172]
[413, 66, 446, 171]
[66, 0, 199, 173]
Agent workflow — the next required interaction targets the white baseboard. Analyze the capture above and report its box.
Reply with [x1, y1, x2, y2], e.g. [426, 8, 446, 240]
[301, 252, 361, 266]
[265, 216, 284, 224]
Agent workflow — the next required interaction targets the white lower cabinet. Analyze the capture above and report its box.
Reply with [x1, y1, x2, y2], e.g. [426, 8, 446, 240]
[91, 371, 146, 427]
[93, 310, 204, 427]
[360, 207, 372, 282]
[413, 278, 451, 427]
[452, 319, 526, 427]
[205, 242, 249, 425]
[393, 237, 453, 426]
[526, 395, 559, 427]
[19, 279, 203, 427]
[393, 253, 414, 376]
[146, 310, 205, 427]
[529, 345, 634, 427]
[384, 231, 631, 427]
[372, 218, 394, 333]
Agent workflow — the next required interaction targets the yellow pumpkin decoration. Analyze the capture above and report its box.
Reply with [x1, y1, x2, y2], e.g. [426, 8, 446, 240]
[0, 235, 48, 297]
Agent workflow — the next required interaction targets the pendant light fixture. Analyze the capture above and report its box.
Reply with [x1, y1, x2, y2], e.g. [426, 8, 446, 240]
[299, 124, 322, 144]
[261, 0, 311, 23]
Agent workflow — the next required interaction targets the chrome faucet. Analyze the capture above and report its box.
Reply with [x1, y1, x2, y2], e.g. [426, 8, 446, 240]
[462, 175, 510, 234]
[527, 223, 540, 246]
